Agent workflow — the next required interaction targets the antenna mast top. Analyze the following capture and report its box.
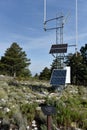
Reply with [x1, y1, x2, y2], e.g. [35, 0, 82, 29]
[43, 0, 77, 68]
[75, 0, 78, 55]
[44, 0, 46, 23]
[44, 0, 65, 44]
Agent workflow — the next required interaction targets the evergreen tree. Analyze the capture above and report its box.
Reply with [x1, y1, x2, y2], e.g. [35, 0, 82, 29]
[80, 44, 87, 64]
[66, 49, 87, 85]
[39, 67, 51, 80]
[0, 42, 31, 77]
[66, 52, 83, 85]
[80, 44, 87, 85]
[50, 58, 61, 73]
[34, 73, 39, 79]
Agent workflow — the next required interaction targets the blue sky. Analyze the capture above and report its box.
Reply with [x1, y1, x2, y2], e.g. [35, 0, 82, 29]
[0, 0, 87, 75]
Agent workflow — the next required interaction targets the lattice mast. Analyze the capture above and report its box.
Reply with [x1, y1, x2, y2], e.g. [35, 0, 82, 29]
[55, 15, 65, 69]
[44, 0, 66, 68]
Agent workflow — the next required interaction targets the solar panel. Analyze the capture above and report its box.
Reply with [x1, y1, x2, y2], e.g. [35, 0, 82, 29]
[50, 69, 66, 86]
[49, 44, 67, 54]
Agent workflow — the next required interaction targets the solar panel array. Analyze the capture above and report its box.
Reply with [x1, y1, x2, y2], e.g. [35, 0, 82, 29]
[49, 44, 67, 54]
[50, 69, 66, 86]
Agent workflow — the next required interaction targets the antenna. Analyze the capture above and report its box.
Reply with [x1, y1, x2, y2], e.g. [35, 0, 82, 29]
[63, 11, 71, 25]
[44, 0, 47, 30]
[43, 0, 76, 65]
[76, 0, 78, 55]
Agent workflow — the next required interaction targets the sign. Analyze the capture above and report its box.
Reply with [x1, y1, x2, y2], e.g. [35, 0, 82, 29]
[41, 105, 56, 115]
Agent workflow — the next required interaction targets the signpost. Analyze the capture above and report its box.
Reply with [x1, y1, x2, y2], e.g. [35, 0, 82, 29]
[41, 105, 56, 130]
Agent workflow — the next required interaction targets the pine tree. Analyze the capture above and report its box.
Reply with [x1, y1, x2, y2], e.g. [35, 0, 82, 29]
[80, 44, 87, 85]
[0, 42, 31, 77]
[80, 44, 87, 64]
[65, 50, 87, 85]
[39, 67, 51, 80]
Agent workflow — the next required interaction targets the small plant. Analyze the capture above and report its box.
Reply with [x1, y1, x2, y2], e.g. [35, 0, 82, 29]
[40, 124, 47, 130]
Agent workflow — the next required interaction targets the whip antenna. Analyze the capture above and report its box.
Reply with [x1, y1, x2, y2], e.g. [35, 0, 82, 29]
[76, 0, 78, 55]
[44, 0, 47, 30]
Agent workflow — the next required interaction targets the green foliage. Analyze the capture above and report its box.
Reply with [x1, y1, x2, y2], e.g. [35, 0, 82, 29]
[0, 72, 87, 129]
[0, 110, 4, 118]
[50, 58, 61, 72]
[44, 94, 87, 129]
[33, 73, 39, 79]
[80, 44, 87, 65]
[40, 124, 47, 130]
[66, 44, 87, 85]
[0, 89, 7, 98]
[39, 67, 51, 80]
[13, 112, 27, 129]
[0, 42, 31, 77]
[83, 119, 87, 129]
[66, 52, 83, 85]
[20, 103, 38, 123]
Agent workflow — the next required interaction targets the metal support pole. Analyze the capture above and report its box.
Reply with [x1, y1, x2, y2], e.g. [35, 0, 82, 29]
[44, 0, 46, 23]
[47, 115, 52, 130]
[76, 0, 78, 56]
